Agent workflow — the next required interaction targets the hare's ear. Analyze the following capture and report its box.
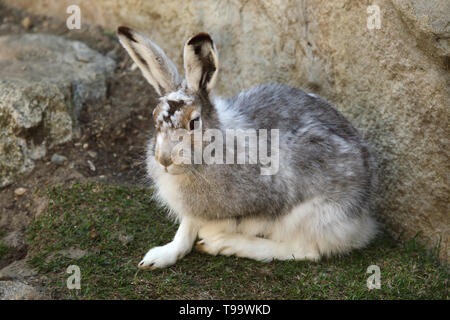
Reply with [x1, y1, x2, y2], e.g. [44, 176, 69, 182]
[183, 33, 218, 94]
[117, 26, 181, 96]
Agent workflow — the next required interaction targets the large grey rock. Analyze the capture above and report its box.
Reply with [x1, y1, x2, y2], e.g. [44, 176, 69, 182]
[4, 1, 449, 262]
[0, 34, 116, 188]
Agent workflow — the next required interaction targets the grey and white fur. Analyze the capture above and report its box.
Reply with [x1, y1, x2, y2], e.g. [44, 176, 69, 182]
[117, 27, 378, 270]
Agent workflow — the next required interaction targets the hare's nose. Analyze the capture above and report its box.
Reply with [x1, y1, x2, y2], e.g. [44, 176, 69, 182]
[158, 156, 173, 169]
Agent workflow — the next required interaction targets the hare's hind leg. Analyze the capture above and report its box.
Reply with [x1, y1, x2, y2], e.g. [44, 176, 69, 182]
[196, 198, 377, 262]
[196, 216, 320, 262]
[196, 233, 320, 262]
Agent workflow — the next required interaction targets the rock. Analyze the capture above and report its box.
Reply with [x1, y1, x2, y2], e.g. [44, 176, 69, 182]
[32, 195, 49, 218]
[89, 229, 99, 240]
[58, 247, 87, 259]
[0, 137, 34, 188]
[14, 188, 27, 197]
[0, 280, 45, 300]
[391, 1, 450, 59]
[110, 232, 134, 245]
[106, 48, 119, 61]
[0, 260, 38, 280]
[29, 142, 46, 160]
[2, 231, 26, 251]
[21, 17, 32, 29]
[87, 151, 98, 158]
[118, 234, 134, 245]
[5, 0, 449, 262]
[51, 153, 67, 165]
[130, 63, 138, 71]
[44, 247, 88, 263]
[50, 166, 85, 185]
[0, 34, 116, 188]
[87, 160, 96, 172]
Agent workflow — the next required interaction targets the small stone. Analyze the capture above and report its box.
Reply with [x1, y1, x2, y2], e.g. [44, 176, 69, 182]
[33, 196, 49, 218]
[21, 17, 32, 30]
[51, 153, 67, 165]
[131, 161, 141, 168]
[118, 234, 134, 245]
[130, 63, 138, 71]
[29, 143, 46, 160]
[58, 247, 87, 259]
[87, 160, 96, 172]
[83, 143, 89, 150]
[14, 188, 27, 197]
[87, 151, 98, 158]
[89, 229, 99, 240]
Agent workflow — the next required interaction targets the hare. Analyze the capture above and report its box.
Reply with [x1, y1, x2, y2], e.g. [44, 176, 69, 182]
[117, 27, 378, 270]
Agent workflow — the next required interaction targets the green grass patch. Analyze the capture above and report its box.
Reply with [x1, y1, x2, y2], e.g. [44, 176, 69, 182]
[0, 229, 8, 260]
[26, 183, 449, 299]
[0, 241, 9, 260]
[103, 30, 116, 36]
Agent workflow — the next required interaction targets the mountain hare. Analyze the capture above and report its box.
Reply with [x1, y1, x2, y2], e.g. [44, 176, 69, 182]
[117, 27, 378, 270]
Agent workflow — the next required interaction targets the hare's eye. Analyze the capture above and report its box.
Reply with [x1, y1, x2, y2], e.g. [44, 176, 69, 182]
[189, 117, 200, 131]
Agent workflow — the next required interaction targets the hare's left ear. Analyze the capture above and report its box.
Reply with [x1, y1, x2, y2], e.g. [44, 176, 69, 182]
[183, 33, 218, 94]
[117, 26, 181, 96]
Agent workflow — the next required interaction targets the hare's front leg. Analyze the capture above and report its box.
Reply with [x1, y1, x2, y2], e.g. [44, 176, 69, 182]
[139, 216, 199, 270]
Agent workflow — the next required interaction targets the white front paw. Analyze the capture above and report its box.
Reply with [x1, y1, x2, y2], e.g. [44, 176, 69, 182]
[138, 243, 185, 270]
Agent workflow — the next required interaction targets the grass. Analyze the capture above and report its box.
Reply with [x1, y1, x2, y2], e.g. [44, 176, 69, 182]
[0, 241, 8, 260]
[0, 229, 8, 260]
[103, 30, 116, 36]
[26, 183, 448, 299]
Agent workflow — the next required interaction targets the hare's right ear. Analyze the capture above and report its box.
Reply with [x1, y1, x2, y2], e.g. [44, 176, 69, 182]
[183, 33, 218, 94]
[117, 26, 181, 96]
